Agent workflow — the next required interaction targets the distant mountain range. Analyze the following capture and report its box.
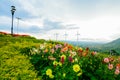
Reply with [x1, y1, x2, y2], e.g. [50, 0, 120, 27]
[64, 38, 120, 55]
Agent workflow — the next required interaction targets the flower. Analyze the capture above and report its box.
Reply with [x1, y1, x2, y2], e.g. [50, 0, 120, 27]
[61, 56, 65, 64]
[44, 49, 48, 53]
[73, 64, 81, 72]
[49, 74, 54, 78]
[55, 44, 62, 50]
[70, 51, 76, 57]
[115, 69, 120, 75]
[91, 51, 97, 56]
[68, 56, 73, 63]
[82, 52, 87, 57]
[60, 54, 66, 64]
[103, 58, 109, 63]
[108, 64, 113, 70]
[61, 55, 66, 60]
[108, 57, 114, 62]
[68, 45, 73, 50]
[64, 43, 68, 47]
[61, 47, 68, 52]
[86, 47, 89, 51]
[53, 61, 58, 66]
[51, 48, 55, 54]
[116, 64, 120, 69]
[78, 47, 83, 53]
[46, 69, 52, 76]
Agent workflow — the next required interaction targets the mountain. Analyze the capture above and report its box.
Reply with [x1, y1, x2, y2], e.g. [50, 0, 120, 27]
[85, 38, 120, 55]
[63, 40, 104, 47]
[106, 38, 120, 47]
[64, 38, 120, 55]
[101, 38, 120, 54]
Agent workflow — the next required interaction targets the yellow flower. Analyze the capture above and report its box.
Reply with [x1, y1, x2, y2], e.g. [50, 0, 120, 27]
[49, 74, 54, 78]
[73, 64, 81, 72]
[46, 69, 52, 76]
[61, 54, 66, 60]
[63, 73, 66, 77]
[53, 61, 58, 66]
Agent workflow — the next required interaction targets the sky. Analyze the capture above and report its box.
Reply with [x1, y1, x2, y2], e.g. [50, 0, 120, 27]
[0, 0, 120, 42]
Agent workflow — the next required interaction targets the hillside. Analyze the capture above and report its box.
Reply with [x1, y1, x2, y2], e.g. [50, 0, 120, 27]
[0, 33, 120, 79]
[67, 38, 120, 55]
[88, 38, 120, 55]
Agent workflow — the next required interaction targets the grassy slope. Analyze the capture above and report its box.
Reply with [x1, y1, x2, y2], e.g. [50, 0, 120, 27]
[0, 34, 42, 79]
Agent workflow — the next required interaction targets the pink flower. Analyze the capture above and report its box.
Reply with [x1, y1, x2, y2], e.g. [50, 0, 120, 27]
[55, 44, 62, 50]
[115, 69, 120, 75]
[108, 64, 113, 70]
[103, 58, 109, 63]
[55, 45, 59, 50]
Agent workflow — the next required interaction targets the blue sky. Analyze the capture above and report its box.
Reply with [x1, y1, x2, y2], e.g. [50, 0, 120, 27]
[0, 0, 120, 42]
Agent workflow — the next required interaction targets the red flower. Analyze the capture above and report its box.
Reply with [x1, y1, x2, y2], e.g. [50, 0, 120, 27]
[78, 48, 83, 53]
[86, 47, 89, 51]
[60, 57, 64, 64]
[68, 56, 73, 63]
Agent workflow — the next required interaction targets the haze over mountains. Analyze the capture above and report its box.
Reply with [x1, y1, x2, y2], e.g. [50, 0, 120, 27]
[65, 38, 120, 55]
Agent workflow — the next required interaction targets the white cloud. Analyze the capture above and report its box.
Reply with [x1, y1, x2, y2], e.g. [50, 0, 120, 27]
[1, 0, 120, 42]
[0, 16, 11, 25]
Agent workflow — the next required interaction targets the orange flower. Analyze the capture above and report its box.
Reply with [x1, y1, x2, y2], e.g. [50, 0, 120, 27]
[68, 45, 73, 50]
[82, 52, 87, 57]
[44, 49, 48, 53]
[116, 64, 120, 69]
[61, 47, 68, 52]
